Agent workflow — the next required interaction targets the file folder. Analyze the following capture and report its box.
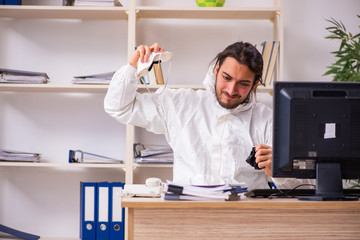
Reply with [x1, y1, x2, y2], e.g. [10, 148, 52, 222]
[109, 182, 125, 240]
[0, 224, 40, 240]
[4, 0, 21, 5]
[69, 150, 123, 164]
[0, 68, 48, 83]
[96, 182, 110, 240]
[80, 182, 97, 240]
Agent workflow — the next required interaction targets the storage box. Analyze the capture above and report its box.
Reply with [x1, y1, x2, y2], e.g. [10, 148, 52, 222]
[196, 0, 225, 7]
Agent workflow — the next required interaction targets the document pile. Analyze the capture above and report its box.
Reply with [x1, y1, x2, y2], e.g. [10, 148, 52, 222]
[0, 68, 49, 84]
[164, 182, 248, 201]
[69, 150, 123, 164]
[0, 149, 41, 162]
[133, 143, 173, 164]
[80, 182, 125, 240]
[71, 71, 115, 85]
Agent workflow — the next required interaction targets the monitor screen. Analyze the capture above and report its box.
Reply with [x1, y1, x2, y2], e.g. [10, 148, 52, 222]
[272, 81, 360, 201]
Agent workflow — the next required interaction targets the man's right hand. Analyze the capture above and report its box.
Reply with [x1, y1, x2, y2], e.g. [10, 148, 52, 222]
[129, 43, 164, 69]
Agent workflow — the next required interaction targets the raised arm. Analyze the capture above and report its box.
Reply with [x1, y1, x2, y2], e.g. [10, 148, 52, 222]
[104, 43, 168, 135]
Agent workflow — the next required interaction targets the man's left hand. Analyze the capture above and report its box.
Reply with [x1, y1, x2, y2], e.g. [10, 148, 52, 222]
[255, 144, 272, 176]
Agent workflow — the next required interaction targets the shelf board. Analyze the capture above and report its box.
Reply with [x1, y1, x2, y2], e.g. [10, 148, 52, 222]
[137, 84, 205, 92]
[0, 161, 126, 168]
[0, 5, 128, 20]
[0, 83, 205, 93]
[0, 83, 109, 93]
[0, 83, 272, 93]
[257, 85, 273, 93]
[136, 7, 280, 20]
[0, 5, 280, 21]
[133, 163, 173, 168]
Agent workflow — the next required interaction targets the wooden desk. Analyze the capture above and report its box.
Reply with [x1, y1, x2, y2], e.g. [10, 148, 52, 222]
[122, 197, 360, 240]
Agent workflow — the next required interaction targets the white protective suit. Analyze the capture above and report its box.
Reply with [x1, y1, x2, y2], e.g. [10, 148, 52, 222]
[104, 63, 309, 189]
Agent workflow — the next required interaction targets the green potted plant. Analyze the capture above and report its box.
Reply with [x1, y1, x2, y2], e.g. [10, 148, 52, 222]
[324, 16, 360, 189]
[323, 15, 360, 82]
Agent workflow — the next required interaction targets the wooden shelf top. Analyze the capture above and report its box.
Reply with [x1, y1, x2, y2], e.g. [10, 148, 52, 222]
[0, 5, 128, 20]
[136, 6, 280, 20]
[0, 83, 272, 93]
[0, 5, 280, 20]
[0, 161, 126, 168]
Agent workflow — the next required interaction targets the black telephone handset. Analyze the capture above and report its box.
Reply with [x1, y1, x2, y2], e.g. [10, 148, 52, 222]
[246, 147, 262, 170]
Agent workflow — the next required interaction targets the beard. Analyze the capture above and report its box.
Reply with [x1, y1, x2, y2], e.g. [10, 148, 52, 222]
[215, 89, 252, 109]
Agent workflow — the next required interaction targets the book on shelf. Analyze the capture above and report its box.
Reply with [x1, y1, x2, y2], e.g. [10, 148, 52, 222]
[0, 149, 41, 162]
[139, 61, 165, 86]
[133, 143, 173, 164]
[265, 41, 279, 86]
[153, 61, 164, 85]
[164, 182, 248, 201]
[260, 41, 280, 87]
[72, 71, 115, 84]
[69, 149, 123, 164]
[0, 68, 49, 84]
[67, 0, 122, 7]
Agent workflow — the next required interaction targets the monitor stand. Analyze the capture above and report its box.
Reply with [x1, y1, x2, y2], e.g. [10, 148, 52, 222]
[299, 162, 359, 201]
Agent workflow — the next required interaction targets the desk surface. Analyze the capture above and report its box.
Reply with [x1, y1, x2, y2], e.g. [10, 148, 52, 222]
[123, 197, 360, 240]
[122, 196, 360, 209]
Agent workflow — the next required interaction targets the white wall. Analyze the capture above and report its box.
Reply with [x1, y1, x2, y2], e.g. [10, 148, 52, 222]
[284, 0, 360, 82]
[0, 0, 359, 238]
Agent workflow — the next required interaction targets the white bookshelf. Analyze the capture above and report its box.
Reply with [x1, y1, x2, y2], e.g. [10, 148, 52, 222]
[0, 1, 282, 239]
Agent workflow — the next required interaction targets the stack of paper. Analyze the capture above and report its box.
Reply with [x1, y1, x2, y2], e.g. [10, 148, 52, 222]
[133, 143, 173, 164]
[0, 149, 41, 162]
[72, 71, 115, 84]
[164, 182, 247, 201]
[0, 68, 49, 84]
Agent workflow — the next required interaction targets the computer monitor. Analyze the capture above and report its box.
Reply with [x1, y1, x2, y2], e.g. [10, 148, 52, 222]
[272, 81, 360, 201]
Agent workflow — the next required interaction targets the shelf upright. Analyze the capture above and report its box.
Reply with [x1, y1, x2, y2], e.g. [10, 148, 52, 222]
[124, 0, 137, 185]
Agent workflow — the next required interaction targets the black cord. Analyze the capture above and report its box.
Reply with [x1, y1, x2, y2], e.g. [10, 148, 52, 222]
[268, 184, 316, 199]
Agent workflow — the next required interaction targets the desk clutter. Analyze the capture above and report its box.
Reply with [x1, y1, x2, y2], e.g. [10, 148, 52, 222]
[122, 178, 248, 201]
[79, 180, 247, 239]
[164, 182, 248, 201]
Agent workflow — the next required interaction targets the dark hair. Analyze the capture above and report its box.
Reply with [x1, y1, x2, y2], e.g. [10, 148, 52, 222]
[212, 41, 263, 85]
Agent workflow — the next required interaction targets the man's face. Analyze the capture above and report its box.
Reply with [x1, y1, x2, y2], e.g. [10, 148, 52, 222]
[215, 57, 257, 109]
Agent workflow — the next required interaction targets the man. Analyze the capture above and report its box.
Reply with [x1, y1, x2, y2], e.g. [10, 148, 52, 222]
[105, 42, 298, 189]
